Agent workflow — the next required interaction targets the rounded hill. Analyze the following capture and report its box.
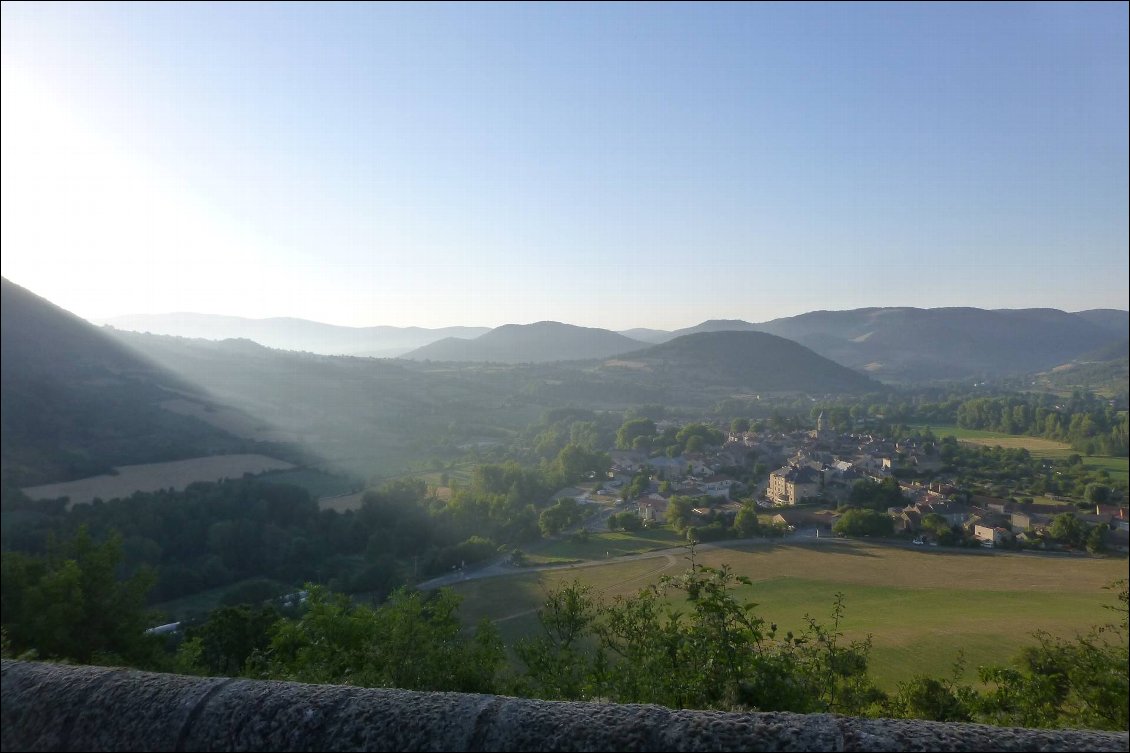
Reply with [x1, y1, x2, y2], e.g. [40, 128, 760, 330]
[609, 330, 880, 395]
[403, 321, 647, 363]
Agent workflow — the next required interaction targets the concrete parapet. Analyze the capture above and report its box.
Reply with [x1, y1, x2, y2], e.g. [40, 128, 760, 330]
[2, 660, 1127, 752]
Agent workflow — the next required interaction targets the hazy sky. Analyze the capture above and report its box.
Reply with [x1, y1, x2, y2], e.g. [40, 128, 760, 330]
[2, 2, 1127, 330]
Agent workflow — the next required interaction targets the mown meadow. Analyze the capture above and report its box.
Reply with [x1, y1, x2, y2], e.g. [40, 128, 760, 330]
[451, 539, 1127, 691]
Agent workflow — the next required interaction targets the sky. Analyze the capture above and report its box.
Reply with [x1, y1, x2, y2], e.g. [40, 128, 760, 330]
[1, 2, 1127, 331]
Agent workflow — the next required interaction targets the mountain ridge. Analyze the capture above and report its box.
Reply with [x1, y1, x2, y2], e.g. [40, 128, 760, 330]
[101, 312, 491, 358]
[601, 330, 881, 395]
[403, 321, 649, 363]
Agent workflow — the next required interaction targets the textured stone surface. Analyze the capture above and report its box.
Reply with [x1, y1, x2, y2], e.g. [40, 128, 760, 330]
[3, 660, 1127, 752]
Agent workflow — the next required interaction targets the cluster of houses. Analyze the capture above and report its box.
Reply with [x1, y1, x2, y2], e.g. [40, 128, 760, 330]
[755, 412, 935, 506]
[598, 446, 746, 524]
[559, 412, 1129, 552]
[757, 416, 1130, 552]
[889, 491, 1130, 551]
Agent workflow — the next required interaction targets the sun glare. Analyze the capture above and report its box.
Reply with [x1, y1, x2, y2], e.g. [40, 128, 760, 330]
[0, 63, 279, 320]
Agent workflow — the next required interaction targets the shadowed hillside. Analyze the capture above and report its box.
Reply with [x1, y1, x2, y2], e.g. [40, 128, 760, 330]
[0, 278, 259, 487]
[757, 307, 1122, 381]
[105, 329, 543, 478]
[1071, 309, 1130, 339]
[599, 330, 881, 396]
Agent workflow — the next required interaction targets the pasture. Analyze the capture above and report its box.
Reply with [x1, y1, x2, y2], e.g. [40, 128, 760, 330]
[317, 491, 366, 512]
[257, 467, 361, 499]
[152, 578, 284, 622]
[920, 425, 1129, 482]
[20, 454, 295, 507]
[524, 526, 686, 564]
[450, 539, 1127, 690]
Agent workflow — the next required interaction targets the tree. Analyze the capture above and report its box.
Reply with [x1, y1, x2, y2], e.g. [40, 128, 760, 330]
[734, 505, 761, 538]
[178, 604, 280, 676]
[255, 585, 503, 694]
[1048, 513, 1087, 548]
[833, 509, 895, 538]
[608, 511, 642, 532]
[514, 581, 601, 700]
[890, 658, 974, 723]
[1085, 483, 1111, 505]
[0, 527, 161, 667]
[554, 444, 609, 484]
[616, 419, 655, 450]
[665, 496, 695, 532]
[1085, 525, 1107, 554]
[539, 498, 585, 536]
[920, 513, 957, 545]
[676, 423, 725, 452]
[848, 478, 907, 511]
[627, 471, 651, 500]
[517, 563, 884, 714]
[973, 581, 1128, 730]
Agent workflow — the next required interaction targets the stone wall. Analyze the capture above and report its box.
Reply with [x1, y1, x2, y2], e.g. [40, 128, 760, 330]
[3, 660, 1127, 752]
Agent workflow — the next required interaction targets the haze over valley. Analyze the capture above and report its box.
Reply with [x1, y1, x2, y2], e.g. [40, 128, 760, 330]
[2, 3, 1127, 737]
[5, 275, 1126, 489]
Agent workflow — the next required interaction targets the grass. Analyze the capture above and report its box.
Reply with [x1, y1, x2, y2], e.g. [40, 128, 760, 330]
[151, 577, 286, 623]
[408, 461, 478, 488]
[1031, 495, 1076, 507]
[917, 424, 1129, 483]
[318, 492, 366, 512]
[524, 526, 687, 564]
[256, 468, 361, 499]
[450, 540, 1127, 691]
[1082, 456, 1129, 484]
[914, 424, 1075, 456]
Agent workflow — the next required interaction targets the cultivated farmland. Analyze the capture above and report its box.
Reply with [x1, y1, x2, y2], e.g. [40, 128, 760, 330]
[21, 454, 295, 507]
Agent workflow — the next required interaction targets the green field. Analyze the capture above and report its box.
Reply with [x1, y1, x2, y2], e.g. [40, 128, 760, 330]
[917, 425, 1128, 482]
[256, 468, 362, 499]
[524, 526, 686, 564]
[409, 461, 478, 487]
[1081, 455, 1130, 484]
[450, 540, 1127, 691]
[152, 577, 289, 622]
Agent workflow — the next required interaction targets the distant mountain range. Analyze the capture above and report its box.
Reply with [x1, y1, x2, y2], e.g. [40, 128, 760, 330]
[757, 307, 1126, 381]
[626, 308, 1126, 382]
[103, 306, 1127, 381]
[401, 307, 1127, 380]
[402, 322, 648, 363]
[100, 312, 490, 358]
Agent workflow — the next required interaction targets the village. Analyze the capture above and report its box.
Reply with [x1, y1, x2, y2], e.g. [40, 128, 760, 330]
[555, 413, 1130, 555]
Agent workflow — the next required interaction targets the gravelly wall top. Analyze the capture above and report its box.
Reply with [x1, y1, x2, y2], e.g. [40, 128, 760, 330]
[2, 660, 1126, 752]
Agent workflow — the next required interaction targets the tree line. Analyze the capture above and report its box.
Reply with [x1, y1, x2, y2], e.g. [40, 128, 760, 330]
[1, 439, 611, 609]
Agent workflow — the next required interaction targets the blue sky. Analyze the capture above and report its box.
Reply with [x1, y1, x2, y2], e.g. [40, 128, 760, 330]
[2, 2, 1126, 329]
